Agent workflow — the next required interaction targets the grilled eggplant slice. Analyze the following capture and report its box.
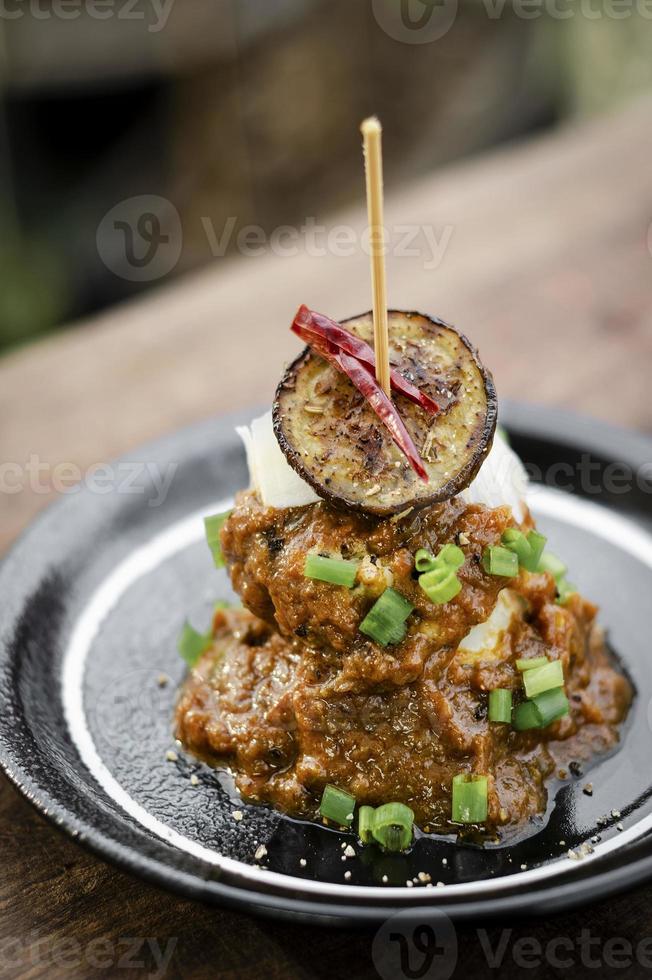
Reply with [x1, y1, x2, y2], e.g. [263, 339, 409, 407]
[273, 310, 497, 516]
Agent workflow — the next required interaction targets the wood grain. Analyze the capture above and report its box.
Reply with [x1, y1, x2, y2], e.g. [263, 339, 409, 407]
[1, 97, 652, 977]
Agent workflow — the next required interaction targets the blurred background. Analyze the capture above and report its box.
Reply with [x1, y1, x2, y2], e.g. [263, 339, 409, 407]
[1, 0, 651, 554]
[1, 0, 651, 352]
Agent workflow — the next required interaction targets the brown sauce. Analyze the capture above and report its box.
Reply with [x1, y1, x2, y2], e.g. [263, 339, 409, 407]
[175, 491, 632, 834]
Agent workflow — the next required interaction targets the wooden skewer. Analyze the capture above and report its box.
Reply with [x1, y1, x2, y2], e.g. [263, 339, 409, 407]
[361, 116, 391, 398]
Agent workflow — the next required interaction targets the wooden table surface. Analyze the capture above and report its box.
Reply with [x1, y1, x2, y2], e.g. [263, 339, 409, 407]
[1, 97, 652, 978]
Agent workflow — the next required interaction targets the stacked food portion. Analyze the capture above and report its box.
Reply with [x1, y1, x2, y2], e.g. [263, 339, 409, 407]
[175, 308, 631, 849]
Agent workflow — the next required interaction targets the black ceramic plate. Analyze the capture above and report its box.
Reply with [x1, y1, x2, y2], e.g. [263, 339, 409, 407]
[1, 403, 652, 925]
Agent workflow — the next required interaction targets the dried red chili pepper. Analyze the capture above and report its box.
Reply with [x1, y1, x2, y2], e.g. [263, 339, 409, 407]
[293, 327, 429, 481]
[292, 305, 440, 415]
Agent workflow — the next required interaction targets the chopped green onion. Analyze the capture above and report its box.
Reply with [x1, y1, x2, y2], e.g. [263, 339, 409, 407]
[523, 660, 564, 698]
[304, 553, 359, 588]
[515, 656, 549, 671]
[488, 689, 512, 723]
[537, 551, 567, 580]
[359, 588, 414, 646]
[204, 511, 231, 569]
[371, 802, 414, 851]
[357, 805, 376, 844]
[437, 543, 465, 569]
[452, 774, 488, 824]
[532, 687, 569, 726]
[501, 528, 533, 566]
[482, 545, 519, 578]
[556, 578, 577, 605]
[178, 621, 212, 668]
[415, 543, 464, 574]
[319, 785, 356, 827]
[513, 688, 569, 730]
[414, 548, 437, 572]
[523, 530, 547, 571]
[512, 699, 542, 731]
[419, 566, 462, 605]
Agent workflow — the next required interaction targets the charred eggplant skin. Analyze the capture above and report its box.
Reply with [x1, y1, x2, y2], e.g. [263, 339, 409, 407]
[273, 310, 498, 517]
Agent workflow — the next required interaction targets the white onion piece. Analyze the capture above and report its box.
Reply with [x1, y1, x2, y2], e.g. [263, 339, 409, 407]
[461, 432, 528, 523]
[456, 589, 528, 664]
[236, 411, 320, 510]
[237, 413, 527, 517]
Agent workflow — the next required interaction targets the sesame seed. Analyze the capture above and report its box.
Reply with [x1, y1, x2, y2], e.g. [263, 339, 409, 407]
[441, 858, 448, 866]
[232, 810, 244, 822]
[617, 823, 624, 832]
[520, 864, 527, 870]
[254, 845, 267, 862]
[344, 871, 351, 880]
[436, 881, 445, 888]
[382, 875, 388, 884]
[406, 880, 413, 888]
[189, 774, 199, 786]
[611, 809, 621, 819]
[165, 750, 178, 762]
[583, 783, 593, 796]
[344, 845, 355, 858]
[299, 858, 307, 867]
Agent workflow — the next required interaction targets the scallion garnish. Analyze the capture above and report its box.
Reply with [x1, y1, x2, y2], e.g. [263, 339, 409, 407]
[371, 802, 414, 851]
[511, 699, 542, 731]
[515, 656, 548, 671]
[204, 511, 231, 568]
[532, 687, 569, 726]
[177, 621, 212, 668]
[452, 774, 488, 823]
[359, 588, 414, 646]
[415, 543, 464, 574]
[419, 566, 462, 605]
[522, 659, 564, 698]
[523, 530, 546, 571]
[415, 548, 437, 572]
[482, 545, 519, 578]
[501, 528, 533, 566]
[556, 578, 577, 605]
[437, 543, 465, 569]
[304, 553, 359, 588]
[357, 805, 376, 844]
[319, 785, 356, 827]
[512, 688, 569, 730]
[488, 689, 512, 723]
[537, 551, 567, 580]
